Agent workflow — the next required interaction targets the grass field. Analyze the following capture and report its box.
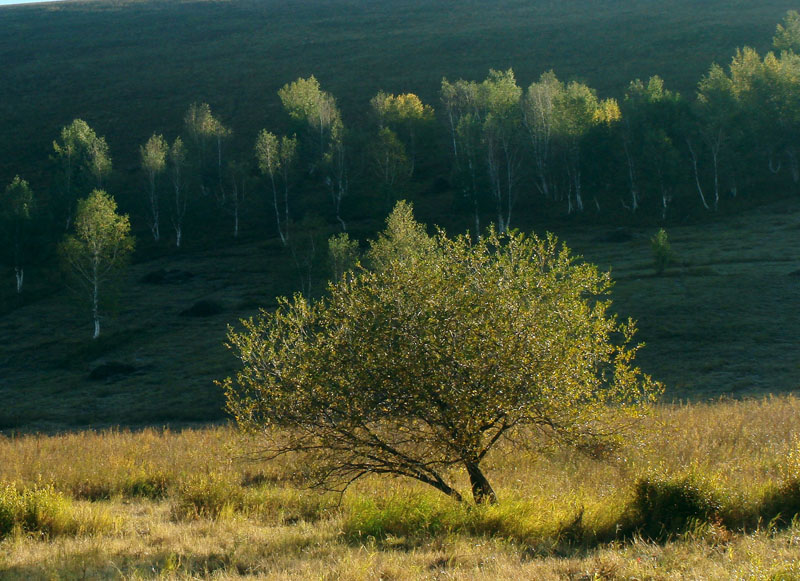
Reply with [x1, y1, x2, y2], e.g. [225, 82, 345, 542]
[1, 396, 800, 578]
[1, 0, 797, 190]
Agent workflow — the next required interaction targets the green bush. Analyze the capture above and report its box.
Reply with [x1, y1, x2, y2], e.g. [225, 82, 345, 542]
[623, 474, 721, 540]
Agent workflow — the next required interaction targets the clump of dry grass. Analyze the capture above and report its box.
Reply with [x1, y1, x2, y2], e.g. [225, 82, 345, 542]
[0, 483, 116, 540]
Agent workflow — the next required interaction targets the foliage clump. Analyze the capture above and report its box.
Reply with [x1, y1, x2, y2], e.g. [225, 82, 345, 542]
[223, 202, 661, 504]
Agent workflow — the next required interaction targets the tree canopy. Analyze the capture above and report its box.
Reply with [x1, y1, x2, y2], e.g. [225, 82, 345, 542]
[222, 202, 661, 504]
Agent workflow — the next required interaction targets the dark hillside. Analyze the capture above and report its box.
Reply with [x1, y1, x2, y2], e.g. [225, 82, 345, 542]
[2, 196, 799, 433]
[0, 0, 796, 186]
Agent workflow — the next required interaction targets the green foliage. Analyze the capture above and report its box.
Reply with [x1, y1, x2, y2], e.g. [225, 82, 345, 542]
[650, 228, 673, 274]
[51, 119, 112, 229]
[140, 133, 167, 176]
[223, 202, 661, 504]
[774, 10, 800, 53]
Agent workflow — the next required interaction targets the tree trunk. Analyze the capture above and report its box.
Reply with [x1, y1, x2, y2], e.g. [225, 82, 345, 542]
[686, 139, 710, 211]
[465, 461, 497, 504]
[92, 272, 100, 340]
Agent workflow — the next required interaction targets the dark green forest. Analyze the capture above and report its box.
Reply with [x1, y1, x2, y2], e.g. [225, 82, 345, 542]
[2, 0, 800, 432]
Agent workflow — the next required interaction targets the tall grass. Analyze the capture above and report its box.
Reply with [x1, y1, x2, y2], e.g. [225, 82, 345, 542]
[1, 397, 799, 579]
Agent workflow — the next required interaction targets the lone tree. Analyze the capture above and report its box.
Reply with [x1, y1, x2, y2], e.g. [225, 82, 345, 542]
[222, 203, 661, 504]
[60, 190, 134, 339]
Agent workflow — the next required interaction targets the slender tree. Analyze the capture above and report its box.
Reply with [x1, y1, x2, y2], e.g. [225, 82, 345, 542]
[168, 137, 189, 248]
[1, 176, 35, 294]
[523, 71, 563, 199]
[279, 76, 347, 229]
[255, 130, 298, 245]
[371, 127, 410, 210]
[371, 92, 434, 175]
[60, 190, 134, 339]
[52, 119, 112, 229]
[140, 133, 168, 241]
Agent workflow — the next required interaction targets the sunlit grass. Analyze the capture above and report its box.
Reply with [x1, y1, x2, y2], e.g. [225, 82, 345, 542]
[1, 396, 800, 577]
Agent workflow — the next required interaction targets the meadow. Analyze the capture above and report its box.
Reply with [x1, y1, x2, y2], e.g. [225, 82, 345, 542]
[1, 396, 800, 579]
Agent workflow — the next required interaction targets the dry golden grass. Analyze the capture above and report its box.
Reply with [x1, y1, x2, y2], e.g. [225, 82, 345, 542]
[1, 396, 800, 579]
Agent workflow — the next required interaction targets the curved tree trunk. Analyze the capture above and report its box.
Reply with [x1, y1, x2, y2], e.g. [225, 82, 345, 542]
[465, 461, 497, 504]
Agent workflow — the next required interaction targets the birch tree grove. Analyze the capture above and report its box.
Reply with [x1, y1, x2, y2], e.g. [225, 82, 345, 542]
[59, 190, 134, 339]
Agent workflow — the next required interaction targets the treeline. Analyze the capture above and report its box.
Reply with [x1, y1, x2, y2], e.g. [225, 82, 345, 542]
[4, 11, 800, 307]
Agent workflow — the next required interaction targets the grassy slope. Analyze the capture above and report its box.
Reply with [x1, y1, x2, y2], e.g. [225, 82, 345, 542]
[1, 193, 799, 433]
[0, 0, 796, 187]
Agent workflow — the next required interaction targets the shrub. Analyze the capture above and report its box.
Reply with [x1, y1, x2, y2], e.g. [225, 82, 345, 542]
[650, 228, 674, 275]
[623, 473, 721, 540]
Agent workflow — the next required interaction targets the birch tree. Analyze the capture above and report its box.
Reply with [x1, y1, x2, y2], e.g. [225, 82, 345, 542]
[140, 133, 168, 241]
[255, 130, 297, 245]
[371, 127, 410, 210]
[168, 137, 189, 248]
[694, 64, 737, 210]
[279, 76, 347, 229]
[1, 176, 35, 294]
[621, 77, 683, 215]
[523, 71, 563, 199]
[60, 190, 134, 339]
[441, 78, 484, 233]
[371, 92, 434, 175]
[553, 82, 619, 214]
[52, 119, 112, 230]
